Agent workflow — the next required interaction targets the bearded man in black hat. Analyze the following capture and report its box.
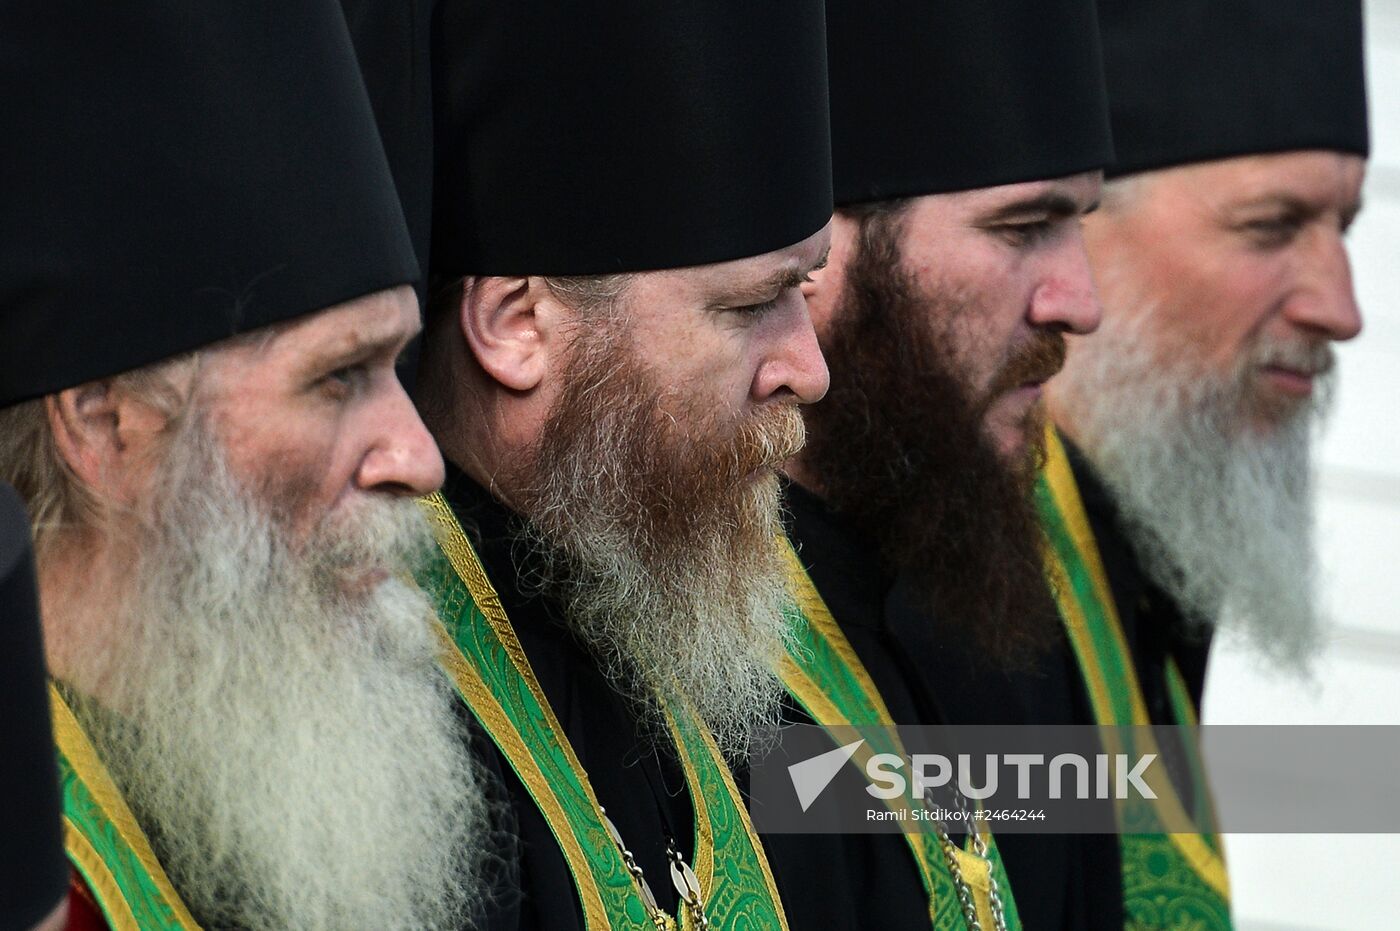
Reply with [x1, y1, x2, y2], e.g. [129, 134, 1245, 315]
[0, 3, 485, 927]
[1050, 0, 1368, 681]
[763, 0, 1123, 928]
[1034, 3, 1368, 925]
[412, 0, 833, 927]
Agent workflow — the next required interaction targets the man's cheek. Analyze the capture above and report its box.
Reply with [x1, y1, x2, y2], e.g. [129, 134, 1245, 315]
[249, 454, 329, 539]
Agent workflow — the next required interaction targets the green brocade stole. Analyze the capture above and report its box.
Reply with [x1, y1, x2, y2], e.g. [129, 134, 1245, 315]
[1035, 430, 1234, 930]
[779, 545, 1023, 931]
[50, 685, 201, 931]
[417, 492, 790, 931]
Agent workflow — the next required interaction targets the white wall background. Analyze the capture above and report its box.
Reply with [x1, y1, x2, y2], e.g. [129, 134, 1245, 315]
[1201, 2, 1400, 927]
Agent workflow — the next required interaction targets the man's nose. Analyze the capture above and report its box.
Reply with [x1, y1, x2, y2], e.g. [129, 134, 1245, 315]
[356, 382, 446, 496]
[753, 291, 831, 404]
[1282, 228, 1363, 342]
[1028, 236, 1102, 336]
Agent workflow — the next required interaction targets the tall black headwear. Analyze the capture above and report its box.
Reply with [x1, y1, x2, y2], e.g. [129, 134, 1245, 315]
[431, 0, 834, 276]
[825, 0, 1115, 206]
[1096, 0, 1370, 176]
[340, 0, 436, 277]
[0, 484, 68, 929]
[0, 0, 419, 409]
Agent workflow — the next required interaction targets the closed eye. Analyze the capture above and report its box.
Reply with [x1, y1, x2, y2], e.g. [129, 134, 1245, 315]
[731, 297, 780, 317]
[995, 220, 1056, 247]
[1240, 213, 1303, 248]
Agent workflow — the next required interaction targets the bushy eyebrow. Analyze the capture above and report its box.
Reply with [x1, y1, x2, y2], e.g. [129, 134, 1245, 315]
[1234, 193, 1310, 214]
[711, 243, 828, 308]
[298, 318, 422, 371]
[1234, 191, 1364, 231]
[978, 192, 1096, 224]
[722, 246, 832, 306]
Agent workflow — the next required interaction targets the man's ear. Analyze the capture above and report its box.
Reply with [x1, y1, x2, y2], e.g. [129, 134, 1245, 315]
[46, 381, 172, 506]
[457, 276, 562, 392]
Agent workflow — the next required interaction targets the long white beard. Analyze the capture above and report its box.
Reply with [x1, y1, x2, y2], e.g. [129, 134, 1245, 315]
[69, 426, 484, 930]
[1052, 308, 1333, 672]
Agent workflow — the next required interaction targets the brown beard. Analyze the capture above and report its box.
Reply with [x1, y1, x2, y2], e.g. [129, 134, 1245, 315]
[500, 317, 806, 756]
[513, 323, 806, 572]
[798, 212, 1060, 667]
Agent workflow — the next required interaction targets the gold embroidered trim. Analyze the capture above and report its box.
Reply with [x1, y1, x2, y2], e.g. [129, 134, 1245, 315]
[422, 490, 790, 928]
[51, 686, 201, 928]
[64, 820, 139, 931]
[781, 544, 957, 924]
[1041, 431, 1230, 900]
[668, 709, 791, 931]
[419, 493, 612, 927]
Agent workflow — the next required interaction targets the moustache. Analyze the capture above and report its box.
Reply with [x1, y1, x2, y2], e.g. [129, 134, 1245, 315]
[983, 329, 1067, 406]
[310, 496, 433, 595]
[1251, 339, 1334, 377]
[729, 402, 807, 479]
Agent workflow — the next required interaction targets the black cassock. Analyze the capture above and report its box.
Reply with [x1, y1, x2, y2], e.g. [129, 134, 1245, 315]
[897, 438, 1217, 930]
[761, 481, 935, 930]
[445, 466, 713, 931]
[772, 479, 1124, 931]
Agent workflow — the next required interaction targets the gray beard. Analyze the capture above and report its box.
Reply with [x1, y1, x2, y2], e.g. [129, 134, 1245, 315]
[67, 424, 484, 930]
[509, 331, 802, 760]
[517, 471, 795, 760]
[1053, 308, 1333, 672]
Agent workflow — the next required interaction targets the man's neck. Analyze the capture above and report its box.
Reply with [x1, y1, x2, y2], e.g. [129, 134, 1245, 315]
[441, 446, 527, 517]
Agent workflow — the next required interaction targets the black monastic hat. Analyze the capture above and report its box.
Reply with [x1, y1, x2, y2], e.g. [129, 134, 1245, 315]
[340, 0, 436, 275]
[0, 484, 68, 929]
[431, 0, 834, 277]
[826, 0, 1115, 206]
[1097, 0, 1370, 177]
[0, 1, 420, 409]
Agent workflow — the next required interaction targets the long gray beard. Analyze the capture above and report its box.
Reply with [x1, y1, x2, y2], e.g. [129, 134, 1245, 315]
[1053, 309, 1333, 672]
[520, 471, 794, 760]
[68, 427, 484, 930]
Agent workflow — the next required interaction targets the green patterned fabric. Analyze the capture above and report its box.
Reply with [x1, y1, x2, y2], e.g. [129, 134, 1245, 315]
[419, 495, 788, 931]
[1120, 835, 1230, 931]
[780, 556, 1023, 931]
[423, 549, 649, 929]
[1034, 436, 1233, 931]
[55, 725, 198, 929]
[668, 713, 794, 929]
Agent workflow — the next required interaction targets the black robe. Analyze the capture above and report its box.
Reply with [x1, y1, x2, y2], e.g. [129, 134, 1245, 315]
[777, 479, 1124, 930]
[761, 481, 942, 931]
[890, 436, 1221, 929]
[443, 465, 711, 931]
